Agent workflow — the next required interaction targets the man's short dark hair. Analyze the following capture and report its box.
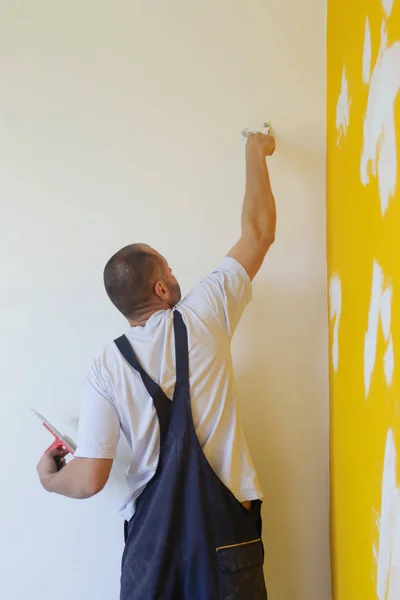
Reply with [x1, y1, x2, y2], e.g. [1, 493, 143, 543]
[103, 244, 162, 319]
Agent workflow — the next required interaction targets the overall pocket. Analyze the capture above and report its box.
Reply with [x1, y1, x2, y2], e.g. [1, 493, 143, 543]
[217, 538, 267, 600]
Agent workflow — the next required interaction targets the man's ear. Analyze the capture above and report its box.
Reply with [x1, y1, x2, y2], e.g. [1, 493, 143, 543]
[155, 280, 168, 300]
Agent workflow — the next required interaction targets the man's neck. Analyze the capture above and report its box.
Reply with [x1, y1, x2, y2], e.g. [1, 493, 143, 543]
[128, 305, 168, 328]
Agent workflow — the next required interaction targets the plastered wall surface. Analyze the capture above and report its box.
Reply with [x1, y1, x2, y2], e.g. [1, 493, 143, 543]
[328, 0, 400, 598]
[0, 2, 328, 599]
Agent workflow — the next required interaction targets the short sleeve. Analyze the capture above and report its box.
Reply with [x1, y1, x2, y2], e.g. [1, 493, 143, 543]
[181, 257, 252, 338]
[74, 360, 121, 459]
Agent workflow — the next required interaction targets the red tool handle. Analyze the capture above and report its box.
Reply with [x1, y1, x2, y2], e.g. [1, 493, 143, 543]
[43, 423, 75, 455]
[45, 437, 66, 453]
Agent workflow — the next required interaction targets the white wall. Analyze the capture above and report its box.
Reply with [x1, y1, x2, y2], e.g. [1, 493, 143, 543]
[0, 2, 329, 599]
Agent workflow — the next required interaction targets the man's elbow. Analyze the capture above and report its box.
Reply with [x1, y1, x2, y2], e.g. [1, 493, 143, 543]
[246, 224, 276, 250]
[75, 457, 113, 498]
[253, 232, 275, 256]
[81, 475, 108, 498]
[260, 233, 275, 249]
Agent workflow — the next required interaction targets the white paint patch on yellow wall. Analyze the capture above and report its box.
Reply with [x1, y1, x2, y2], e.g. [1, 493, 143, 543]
[380, 287, 395, 387]
[374, 429, 400, 600]
[364, 261, 394, 397]
[336, 65, 351, 146]
[382, 0, 394, 18]
[363, 17, 372, 84]
[360, 12, 400, 215]
[365, 262, 384, 396]
[329, 274, 342, 372]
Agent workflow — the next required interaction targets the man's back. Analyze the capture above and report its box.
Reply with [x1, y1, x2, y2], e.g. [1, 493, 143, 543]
[75, 257, 262, 520]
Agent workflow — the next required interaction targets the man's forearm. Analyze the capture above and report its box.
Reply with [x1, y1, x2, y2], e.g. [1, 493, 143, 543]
[242, 138, 276, 245]
[41, 457, 109, 499]
[227, 132, 276, 280]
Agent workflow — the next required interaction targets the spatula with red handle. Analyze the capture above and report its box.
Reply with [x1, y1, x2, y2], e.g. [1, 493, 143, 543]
[31, 408, 77, 470]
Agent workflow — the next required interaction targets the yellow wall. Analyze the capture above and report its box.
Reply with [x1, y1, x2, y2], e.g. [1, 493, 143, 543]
[328, 0, 400, 598]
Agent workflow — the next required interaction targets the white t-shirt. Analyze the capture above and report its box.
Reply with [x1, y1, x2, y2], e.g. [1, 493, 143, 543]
[75, 257, 262, 520]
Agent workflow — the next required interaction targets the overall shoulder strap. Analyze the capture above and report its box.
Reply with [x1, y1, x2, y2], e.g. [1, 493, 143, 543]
[114, 335, 170, 442]
[173, 310, 189, 387]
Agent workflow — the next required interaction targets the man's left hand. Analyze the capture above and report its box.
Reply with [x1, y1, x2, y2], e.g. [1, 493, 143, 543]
[37, 447, 68, 491]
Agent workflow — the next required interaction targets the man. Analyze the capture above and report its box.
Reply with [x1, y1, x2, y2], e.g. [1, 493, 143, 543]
[37, 131, 276, 599]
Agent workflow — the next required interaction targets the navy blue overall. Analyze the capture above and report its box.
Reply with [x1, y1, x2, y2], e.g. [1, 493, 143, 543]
[115, 310, 268, 600]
